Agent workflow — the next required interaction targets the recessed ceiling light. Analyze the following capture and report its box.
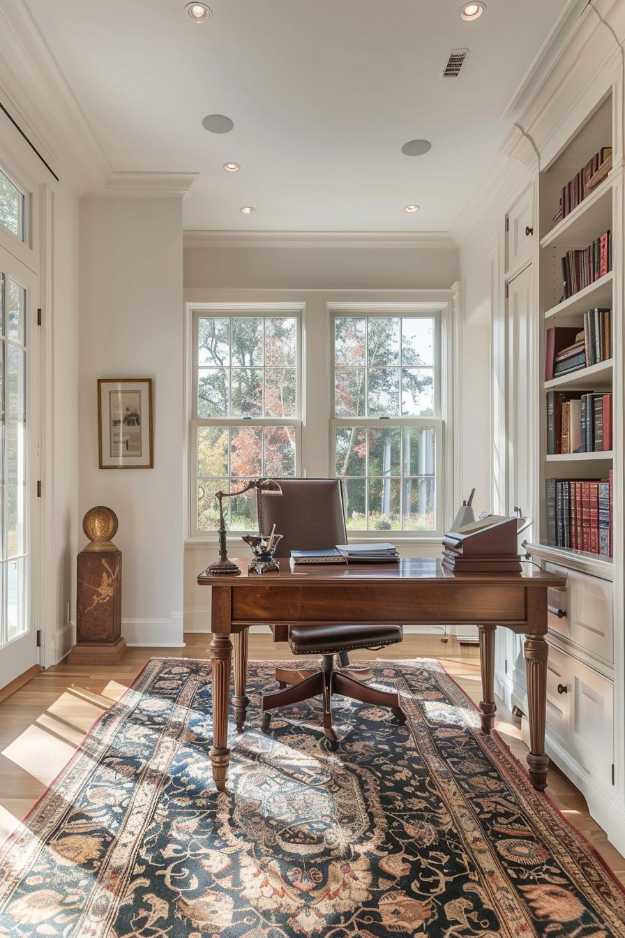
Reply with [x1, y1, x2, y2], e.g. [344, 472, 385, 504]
[223, 162, 240, 173]
[461, 1, 486, 21]
[240, 206, 255, 215]
[401, 139, 432, 157]
[202, 114, 234, 134]
[404, 204, 421, 214]
[186, 2, 212, 23]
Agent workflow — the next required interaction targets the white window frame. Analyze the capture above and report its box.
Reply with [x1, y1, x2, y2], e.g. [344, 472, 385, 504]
[330, 302, 451, 538]
[187, 303, 304, 539]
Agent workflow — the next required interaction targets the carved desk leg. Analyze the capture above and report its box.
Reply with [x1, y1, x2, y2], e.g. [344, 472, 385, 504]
[210, 633, 232, 792]
[233, 630, 249, 733]
[524, 635, 549, 791]
[478, 624, 497, 734]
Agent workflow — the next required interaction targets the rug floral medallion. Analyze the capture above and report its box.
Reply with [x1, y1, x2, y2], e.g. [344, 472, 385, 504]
[1, 658, 624, 937]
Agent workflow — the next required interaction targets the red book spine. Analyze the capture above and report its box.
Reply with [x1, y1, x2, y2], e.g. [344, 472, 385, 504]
[599, 232, 609, 277]
[589, 481, 600, 554]
[582, 481, 591, 552]
[570, 480, 577, 550]
[576, 481, 583, 551]
[545, 327, 555, 381]
[603, 393, 612, 450]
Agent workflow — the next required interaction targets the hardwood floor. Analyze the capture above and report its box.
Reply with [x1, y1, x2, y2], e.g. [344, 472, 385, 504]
[0, 633, 624, 883]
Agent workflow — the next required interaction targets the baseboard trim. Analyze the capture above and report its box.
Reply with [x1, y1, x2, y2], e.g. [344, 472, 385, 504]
[125, 642, 187, 648]
[0, 664, 42, 703]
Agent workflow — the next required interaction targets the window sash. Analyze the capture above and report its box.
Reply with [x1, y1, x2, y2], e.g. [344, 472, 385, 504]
[330, 310, 441, 420]
[331, 417, 444, 536]
[0, 166, 27, 244]
[189, 308, 302, 537]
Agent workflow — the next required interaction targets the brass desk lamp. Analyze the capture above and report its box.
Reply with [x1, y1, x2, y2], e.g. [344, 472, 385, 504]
[206, 478, 283, 576]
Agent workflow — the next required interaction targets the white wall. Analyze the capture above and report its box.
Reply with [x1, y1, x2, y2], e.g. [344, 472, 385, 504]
[79, 196, 185, 646]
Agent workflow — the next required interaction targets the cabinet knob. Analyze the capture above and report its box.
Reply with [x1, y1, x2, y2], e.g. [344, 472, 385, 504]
[557, 683, 568, 695]
[525, 225, 534, 236]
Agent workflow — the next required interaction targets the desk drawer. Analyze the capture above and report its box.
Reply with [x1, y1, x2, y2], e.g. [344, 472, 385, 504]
[545, 562, 613, 666]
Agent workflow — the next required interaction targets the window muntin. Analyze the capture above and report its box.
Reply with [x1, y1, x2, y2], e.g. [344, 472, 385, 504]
[0, 168, 26, 242]
[333, 311, 441, 534]
[191, 311, 300, 534]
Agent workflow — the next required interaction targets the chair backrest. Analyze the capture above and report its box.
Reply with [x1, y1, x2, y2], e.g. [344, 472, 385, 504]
[257, 478, 348, 558]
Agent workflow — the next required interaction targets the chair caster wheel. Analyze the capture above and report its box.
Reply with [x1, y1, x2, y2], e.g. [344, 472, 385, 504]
[262, 712, 271, 734]
[327, 739, 338, 751]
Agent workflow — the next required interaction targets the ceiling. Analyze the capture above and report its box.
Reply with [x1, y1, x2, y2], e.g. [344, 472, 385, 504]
[26, 0, 570, 232]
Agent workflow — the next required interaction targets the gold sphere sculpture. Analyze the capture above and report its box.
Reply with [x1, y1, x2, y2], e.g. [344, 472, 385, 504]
[83, 506, 119, 551]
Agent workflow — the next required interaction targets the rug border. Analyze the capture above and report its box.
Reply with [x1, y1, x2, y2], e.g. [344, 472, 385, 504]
[385, 655, 625, 904]
[5, 653, 625, 908]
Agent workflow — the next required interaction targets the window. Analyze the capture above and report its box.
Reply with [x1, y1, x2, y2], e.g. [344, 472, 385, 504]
[190, 309, 301, 534]
[332, 311, 441, 533]
[0, 166, 26, 242]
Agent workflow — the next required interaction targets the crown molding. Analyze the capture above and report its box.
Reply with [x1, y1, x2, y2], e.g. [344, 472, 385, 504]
[0, 0, 110, 191]
[183, 229, 457, 250]
[100, 172, 199, 199]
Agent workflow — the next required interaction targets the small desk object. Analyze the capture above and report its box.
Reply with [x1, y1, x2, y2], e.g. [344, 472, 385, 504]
[198, 558, 566, 793]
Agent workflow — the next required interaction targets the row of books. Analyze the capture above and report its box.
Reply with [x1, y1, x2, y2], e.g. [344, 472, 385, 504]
[545, 473, 612, 557]
[545, 310, 611, 380]
[546, 390, 612, 454]
[561, 229, 611, 299]
[552, 146, 612, 224]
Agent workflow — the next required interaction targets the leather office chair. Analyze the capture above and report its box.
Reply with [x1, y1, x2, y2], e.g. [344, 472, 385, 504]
[257, 478, 405, 749]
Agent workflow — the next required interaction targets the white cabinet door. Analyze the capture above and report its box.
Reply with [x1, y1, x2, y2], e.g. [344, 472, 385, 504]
[545, 562, 613, 667]
[505, 185, 535, 275]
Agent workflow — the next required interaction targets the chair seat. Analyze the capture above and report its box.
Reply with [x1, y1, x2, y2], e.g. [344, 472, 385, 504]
[289, 623, 402, 655]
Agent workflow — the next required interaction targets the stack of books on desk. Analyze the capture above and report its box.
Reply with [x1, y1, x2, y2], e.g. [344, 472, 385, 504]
[336, 543, 400, 563]
[442, 516, 522, 574]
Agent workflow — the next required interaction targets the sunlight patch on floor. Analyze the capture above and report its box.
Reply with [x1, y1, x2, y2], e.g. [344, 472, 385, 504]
[2, 723, 77, 786]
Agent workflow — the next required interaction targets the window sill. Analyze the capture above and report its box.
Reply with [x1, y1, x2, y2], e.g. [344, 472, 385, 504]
[185, 534, 443, 549]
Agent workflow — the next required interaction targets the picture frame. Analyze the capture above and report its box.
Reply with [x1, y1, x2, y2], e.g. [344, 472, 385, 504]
[97, 378, 154, 469]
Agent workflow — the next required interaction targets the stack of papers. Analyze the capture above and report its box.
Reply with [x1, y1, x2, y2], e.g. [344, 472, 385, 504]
[336, 542, 399, 563]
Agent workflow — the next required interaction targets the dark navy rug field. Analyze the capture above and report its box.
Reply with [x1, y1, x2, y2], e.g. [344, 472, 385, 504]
[1, 657, 624, 937]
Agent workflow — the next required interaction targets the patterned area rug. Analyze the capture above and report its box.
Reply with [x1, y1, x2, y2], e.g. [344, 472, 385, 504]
[1, 658, 624, 937]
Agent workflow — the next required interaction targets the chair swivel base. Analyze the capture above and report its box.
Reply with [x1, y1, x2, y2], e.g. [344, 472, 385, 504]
[262, 662, 405, 750]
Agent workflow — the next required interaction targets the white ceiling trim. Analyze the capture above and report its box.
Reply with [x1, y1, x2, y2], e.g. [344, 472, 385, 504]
[183, 229, 457, 250]
[101, 172, 199, 199]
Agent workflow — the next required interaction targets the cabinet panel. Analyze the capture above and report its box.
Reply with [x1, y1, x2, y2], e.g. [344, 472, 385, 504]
[506, 186, 535, 274]
[545, 562, 613, 666]
[545, 642, 613, 782]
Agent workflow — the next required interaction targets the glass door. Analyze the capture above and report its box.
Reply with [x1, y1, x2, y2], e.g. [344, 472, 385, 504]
[0, 246, 39, 688]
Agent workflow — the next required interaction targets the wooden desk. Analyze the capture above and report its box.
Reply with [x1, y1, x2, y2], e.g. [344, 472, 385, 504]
[198, 557, 566, 793]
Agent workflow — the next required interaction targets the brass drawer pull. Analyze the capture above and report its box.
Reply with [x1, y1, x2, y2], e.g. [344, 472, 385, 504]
[557, 683, 568, 695]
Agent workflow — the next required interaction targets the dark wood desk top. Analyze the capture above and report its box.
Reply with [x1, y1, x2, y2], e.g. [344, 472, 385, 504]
[198, 557, 566, 588]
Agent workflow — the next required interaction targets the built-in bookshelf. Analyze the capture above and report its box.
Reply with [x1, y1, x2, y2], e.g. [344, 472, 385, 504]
[537, 92, 617, 568]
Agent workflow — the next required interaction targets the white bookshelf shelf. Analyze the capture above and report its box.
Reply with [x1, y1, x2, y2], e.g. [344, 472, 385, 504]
[544, 272, 613, 322]
[545, 450, 612, 462]
[540, 174, 613, 250]
[524, 541, 614, 581]
[544, 358, 613, 389]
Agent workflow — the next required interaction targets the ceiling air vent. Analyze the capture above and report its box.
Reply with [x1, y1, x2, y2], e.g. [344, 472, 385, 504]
[443, 48, 469, 77]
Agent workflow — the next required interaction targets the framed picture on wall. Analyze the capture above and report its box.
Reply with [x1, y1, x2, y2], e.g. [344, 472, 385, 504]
[98, 378, 154, 469]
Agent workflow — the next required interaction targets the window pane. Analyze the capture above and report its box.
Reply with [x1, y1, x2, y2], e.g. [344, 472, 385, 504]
[232, 317, 263, 366]
[231, 368, 263, 417]
[229, 481, 257, 532]
[403, 477, 436, 531]
[402, 367, 433, 416]
[368, 428, 400, 476]
[265, 368, 296, 417]
[263, 426, 296, 476]
[343, 478, 366, 530]
[335, 427, 366, 477]
[5, 422, 25, 558]
[230, 427, 262, 478]
[6, 345, 24, 423]
[335, 317, 366, 364]
[5, 278, 25, 344]
[197, 426, 228, 478]
[368, 367, 399, 416]
[335, 367, 365, 417]
[402, 318, 434, 366]
[0, 170, 22, 240]
[6, 557, 25, 641]
[368, 477, 400, 530]
[198, 367, 228, 417]
[198, 317, 229, 366]
[197, 479, 226, 531]
[265, 318, 296, 365]
[403, 427, 436, 476]
[368, 317, 400, 366]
